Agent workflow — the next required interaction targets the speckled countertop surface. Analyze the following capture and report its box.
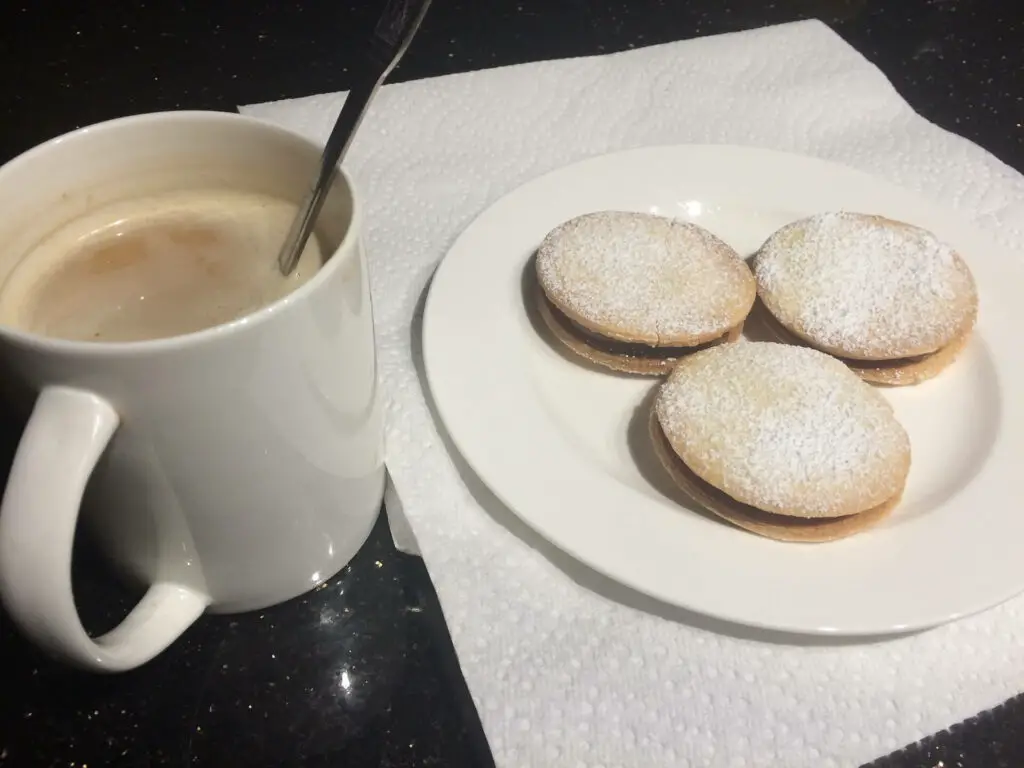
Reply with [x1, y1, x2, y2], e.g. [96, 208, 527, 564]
[0, 1, 1022, 767]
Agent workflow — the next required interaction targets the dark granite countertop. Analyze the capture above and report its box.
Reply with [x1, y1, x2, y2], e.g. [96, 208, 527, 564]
[1, 2, 1022, 767]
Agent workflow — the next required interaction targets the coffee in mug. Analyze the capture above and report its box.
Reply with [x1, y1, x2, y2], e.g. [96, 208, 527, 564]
[0, 189, 323, 343]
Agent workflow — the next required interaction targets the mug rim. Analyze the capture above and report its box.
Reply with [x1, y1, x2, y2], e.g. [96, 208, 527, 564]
[0, 110, 361, 357]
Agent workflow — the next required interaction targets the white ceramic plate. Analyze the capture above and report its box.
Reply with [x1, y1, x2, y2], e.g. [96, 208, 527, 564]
[421, 145, 1024, 636]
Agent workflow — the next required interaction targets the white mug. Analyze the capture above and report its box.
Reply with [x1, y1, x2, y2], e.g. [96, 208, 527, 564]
[0, 112, 385, 672]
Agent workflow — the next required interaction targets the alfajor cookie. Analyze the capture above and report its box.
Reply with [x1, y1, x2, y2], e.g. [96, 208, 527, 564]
[534, 211, 755, 375]
[752, 212, 978, 386]
[651, 341, 911, 543]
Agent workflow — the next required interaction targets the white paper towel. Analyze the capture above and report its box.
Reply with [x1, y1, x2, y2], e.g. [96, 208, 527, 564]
[243, 20, 1024, 768]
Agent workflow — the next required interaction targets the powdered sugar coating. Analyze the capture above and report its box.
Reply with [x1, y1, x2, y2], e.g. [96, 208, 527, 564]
[535, 211, 755, 345]
[753, 212, 977, 360]
[655, 341, 910, 518]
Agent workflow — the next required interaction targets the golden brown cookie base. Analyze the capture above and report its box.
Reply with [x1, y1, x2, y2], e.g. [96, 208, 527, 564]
[754, 302, 973, 386]
[536, 287, 742, 375]
[649, 410, 900, 542]
[753, 213, 979, 363]
[536, 211, 758, 347]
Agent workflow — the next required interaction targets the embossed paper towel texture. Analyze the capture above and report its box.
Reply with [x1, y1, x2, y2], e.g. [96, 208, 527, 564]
[243, 20, 1024, 768]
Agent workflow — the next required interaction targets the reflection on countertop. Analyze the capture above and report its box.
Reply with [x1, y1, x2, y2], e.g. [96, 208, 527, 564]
[1, 512, 491, 767]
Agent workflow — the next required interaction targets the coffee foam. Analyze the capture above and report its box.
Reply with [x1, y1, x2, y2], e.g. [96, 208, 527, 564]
[0, 189, 324, 343]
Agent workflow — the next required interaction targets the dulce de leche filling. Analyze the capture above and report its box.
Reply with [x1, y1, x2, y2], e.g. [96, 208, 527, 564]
[543, 295, 736, 360]
[839, 351, 932, 369]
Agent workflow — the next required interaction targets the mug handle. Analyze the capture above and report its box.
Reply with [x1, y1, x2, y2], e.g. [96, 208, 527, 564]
[0, 386, 209, 672]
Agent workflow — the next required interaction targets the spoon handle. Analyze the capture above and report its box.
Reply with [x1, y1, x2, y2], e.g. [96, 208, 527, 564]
[278, 0, 433, 276]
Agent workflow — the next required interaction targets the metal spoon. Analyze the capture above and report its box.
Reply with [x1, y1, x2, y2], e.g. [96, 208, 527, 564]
[277, 0, 433, 275]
